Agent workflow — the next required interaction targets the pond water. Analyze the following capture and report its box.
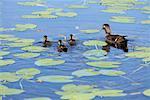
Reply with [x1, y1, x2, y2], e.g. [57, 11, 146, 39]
[0, 0, 150, 100]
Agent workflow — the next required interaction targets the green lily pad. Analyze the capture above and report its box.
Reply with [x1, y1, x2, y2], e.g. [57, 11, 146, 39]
[35, 58, 65, 66]
[72, 69, 100, 77]
[135, 47, 150, 51]
[37, 75, 73, 83]
[0, 34, 14, 38]
[143, 89, 150, 96]
[83, 40, 107, 46]
[0, 59, 15, 67]
[68, 5, 88, 9]
[15, 24, 37, 31]
[14, 53, 40, 59]
[7, 42, 33, 47]
[141, 20, 150, 24]
[56, 84, 126, 99]
[25, 97, 51, 100]
[99, 70, 126, 76]
[17, 1, 45, 6]
[0, 72, 20, 82]
[16, 68, 40, 79]
[80, 29, 99, 34]
[143, 57, 150, 62]
[83, 49, 107, 60]
[0, 51, 10, 56]
[55, 12, 77, 17]
[86, 61, 121, 68]
[21, 46, 48, 52]
[110, 16, 135, 23]
[22, 14, 58, 19]
[0, 96, 2, 100]
[0, 85, 24, 96]
[14, 38, 35, 43]
[0, 28, 15, 32]
[125, 51, 150, 58]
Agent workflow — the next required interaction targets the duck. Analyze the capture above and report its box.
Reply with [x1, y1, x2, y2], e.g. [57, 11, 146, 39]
[42, 35, 51, 47]
[57, 40, 68, 52]
[102, 24, 128, 45]
[68, 34, 76, 46]
[102, 24, 128, 52]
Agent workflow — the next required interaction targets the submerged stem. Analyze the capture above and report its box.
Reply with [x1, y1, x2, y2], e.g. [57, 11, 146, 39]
[19, 78, 24, 90]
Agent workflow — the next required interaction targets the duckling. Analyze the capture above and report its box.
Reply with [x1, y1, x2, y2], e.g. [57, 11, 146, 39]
[68, 34, 76, 46]
[102, 24, 128, 45]
[43, 35, 51, 47]
[57, 40, 68, 52]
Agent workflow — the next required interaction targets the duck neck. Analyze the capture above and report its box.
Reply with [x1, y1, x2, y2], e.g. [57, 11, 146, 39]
[104, 27, 111, 35]
[70, 35, 73, 40]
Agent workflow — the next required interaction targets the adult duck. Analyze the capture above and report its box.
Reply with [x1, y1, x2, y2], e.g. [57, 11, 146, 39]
[68, 34, 76, 46]
[43, 35, 51, 47]
[102, 24, 128, 52]
[102, 24, 128, 45]
[57, 40, 68, 52]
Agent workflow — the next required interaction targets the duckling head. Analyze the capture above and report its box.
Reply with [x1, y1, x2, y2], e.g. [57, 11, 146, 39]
[70, 34, 73, 39]
[44, 35, 48, 41]
[58, 40, 62, 45]
[102, 24, 111, 35]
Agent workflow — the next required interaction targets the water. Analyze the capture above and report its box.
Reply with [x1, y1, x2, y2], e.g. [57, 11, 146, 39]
[0, 0, 150, 100]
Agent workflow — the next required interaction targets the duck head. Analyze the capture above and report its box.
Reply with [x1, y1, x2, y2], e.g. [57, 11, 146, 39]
[58, 40, 62, 45]
[102, 24, 111, 35]
[70, 34, 73, 39]
[44, 35, 48, 42]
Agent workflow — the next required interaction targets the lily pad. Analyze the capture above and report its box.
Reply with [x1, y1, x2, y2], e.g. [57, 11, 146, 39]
[0, 59, 15, 67]
[25, 97, 51, 100]
[55, 84, 126, 100]
[83, 40, 107, 46]
[17, 1, 45, 6]
[83, 49, 107, 60]
[125, 51, 150, 58]
[16, 68, 40, 79]
[15, 24, 37, 31]
[141, 20, 150, 24]
[55, 12, 77, 17]
[14, 53, 40, 59]
[37, 75, 73, 83]
[35, 58, 65, 66]
[21, 46, 48, 52]
[135, 47, 150, 51]
[99, 70, 126, 76]
[143, 89, 150, 96]
[0, 72, 20, 82]
[86, 61, 121, 68]
[0, 28, 15, 32]
[0, 51, 10, 56]
[22, 14, 58, 19]
[7, 42, 33, 47]
[72, 69, 100, 77]
[68, 5, 88, 9]
[80, 29, 99, 34]
[110, 16, 135, 23]
[0, 85, 24, 96]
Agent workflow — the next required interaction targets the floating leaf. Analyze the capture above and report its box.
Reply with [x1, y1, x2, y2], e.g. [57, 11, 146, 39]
[143, 57, 150, 62]
[72, 69, 100, 77]
[68, 5, 88, 9]
[0, 28, 15, 32]
[143, 89, 150, 96]
[21, 46, 48, 52]
[0, 34, 14, 39]
[0, 51, 10, 56]
[110, 16, 135, 23]
[7, 42, 33, 47]
[83, 40, 107, 46]
[55, 12, 77, 17]
[0, 72, 20, 82]
[141, 20, 150, 24]
[135, 47, 150, 52]
[16, 68, 40, 79]
[15, 24, 37, 31]
[35, 58, 65, 66]
[14, 53, 40, 59]
[80, 29, 99, 34]
[25, 97, 51, 100]
[125, 51, 150, 58]
[99, 70, 126, 76]
[86, 61, 121, 68]
[0, 59, 15, 67]
[17, 1, 45, 6]
[37, 75, 73, 83]
[0, 85, 24, 96]
[83, 49, 107, 60]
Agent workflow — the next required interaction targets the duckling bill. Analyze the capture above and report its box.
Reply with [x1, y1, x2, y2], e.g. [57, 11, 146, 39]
[68, 34, 76, 46]
[43, 35, 51, 47]
[57, 40, 68, 52]
[102, 24, 128, 52]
